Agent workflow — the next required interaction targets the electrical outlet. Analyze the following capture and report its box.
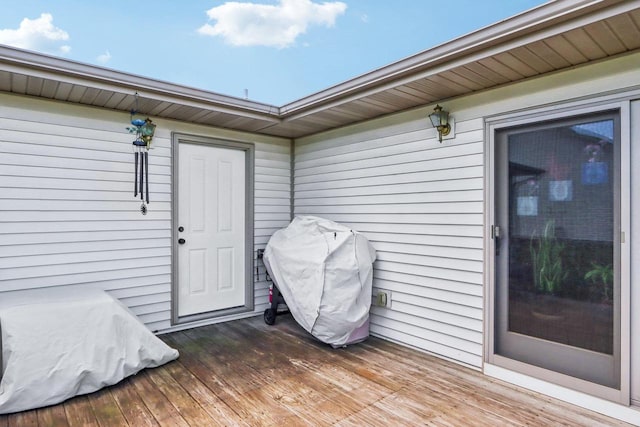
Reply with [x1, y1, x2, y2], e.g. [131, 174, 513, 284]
[374, 289, 392, 308]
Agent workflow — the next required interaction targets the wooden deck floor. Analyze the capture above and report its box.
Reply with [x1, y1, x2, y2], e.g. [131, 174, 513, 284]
[0, 314, 631, 426]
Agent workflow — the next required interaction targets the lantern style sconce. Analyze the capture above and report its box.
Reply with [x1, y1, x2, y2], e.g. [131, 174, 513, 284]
[429, 104, 451, 143]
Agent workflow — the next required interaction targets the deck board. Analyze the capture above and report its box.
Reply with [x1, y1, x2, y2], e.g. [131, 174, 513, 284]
[0, 314, 632, 426]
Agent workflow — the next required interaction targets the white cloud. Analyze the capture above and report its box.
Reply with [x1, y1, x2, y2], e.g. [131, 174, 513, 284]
[198, 0, 347, 48]
[96, 50, 112, 64]
[0, 13, 70, 55]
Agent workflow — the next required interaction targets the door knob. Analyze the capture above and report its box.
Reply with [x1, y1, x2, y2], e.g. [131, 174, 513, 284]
[178, 238, 186, 244]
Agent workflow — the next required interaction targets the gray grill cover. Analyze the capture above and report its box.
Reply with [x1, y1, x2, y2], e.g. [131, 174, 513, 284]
[264, 216, 376, 346]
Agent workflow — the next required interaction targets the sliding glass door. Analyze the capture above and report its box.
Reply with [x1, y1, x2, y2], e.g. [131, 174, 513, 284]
[494, 111, 620, 392]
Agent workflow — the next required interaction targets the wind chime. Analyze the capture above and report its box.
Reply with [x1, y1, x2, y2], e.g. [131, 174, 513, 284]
[127, 93, 156, 215]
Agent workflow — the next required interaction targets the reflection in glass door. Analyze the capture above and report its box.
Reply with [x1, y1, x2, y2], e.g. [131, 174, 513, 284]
[494, 112, 620, 391]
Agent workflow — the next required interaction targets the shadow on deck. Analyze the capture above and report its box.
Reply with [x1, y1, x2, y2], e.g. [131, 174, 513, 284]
[0, 314, 630, 426]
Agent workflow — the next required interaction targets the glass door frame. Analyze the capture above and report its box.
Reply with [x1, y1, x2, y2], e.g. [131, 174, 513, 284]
[485, 100, 631, 405]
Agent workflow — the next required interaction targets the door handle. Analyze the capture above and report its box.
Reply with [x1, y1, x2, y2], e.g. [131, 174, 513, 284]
[178, 238, 186, 245]
[493, 225, 501, 256]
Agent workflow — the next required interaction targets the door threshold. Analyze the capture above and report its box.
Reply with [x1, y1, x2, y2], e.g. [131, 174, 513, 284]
[484, 363, 639, 425]
[162, 309, 259, 334]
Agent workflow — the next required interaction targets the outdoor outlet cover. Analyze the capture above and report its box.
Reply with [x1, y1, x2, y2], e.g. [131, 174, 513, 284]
[376, 291, 390, 308]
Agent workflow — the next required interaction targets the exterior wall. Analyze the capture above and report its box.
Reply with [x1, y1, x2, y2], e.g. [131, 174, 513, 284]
[295, 111, 485, 367]
[0, 93, 290, 332]
[294, 52, 640, 369]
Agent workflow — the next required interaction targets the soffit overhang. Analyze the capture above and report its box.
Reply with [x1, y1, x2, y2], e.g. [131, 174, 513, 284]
[0, 0, 638, 139]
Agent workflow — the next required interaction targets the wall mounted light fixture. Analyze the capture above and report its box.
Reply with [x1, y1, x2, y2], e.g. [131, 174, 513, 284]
[429, 104, 451, 143]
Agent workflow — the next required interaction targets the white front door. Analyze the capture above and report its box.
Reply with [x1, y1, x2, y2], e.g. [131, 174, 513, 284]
[178, 142, 246, 317]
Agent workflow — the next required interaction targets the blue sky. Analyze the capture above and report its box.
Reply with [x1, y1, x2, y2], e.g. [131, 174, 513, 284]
[0, 0, 547, 105]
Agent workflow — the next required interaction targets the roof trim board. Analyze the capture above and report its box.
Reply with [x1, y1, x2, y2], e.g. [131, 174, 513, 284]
[0, 0, 638, 139]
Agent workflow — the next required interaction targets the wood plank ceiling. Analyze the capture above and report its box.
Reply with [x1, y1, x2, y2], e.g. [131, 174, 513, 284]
[0, 2, 639, 139]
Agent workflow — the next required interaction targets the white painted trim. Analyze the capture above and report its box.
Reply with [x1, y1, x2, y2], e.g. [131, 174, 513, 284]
[631, 100, 640, 405]
[281, 0, 640, 117]
[0, 45, 279, 118]
[621, 100, 633, 405]
[485, 363, 640, 426]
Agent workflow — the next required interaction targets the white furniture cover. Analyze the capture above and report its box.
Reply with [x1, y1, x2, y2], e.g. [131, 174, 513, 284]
[0, 288, 179, 414]
[264, 216, 376, 346]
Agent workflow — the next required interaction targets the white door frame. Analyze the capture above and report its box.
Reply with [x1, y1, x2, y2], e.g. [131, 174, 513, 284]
[171, 133, 254, 325]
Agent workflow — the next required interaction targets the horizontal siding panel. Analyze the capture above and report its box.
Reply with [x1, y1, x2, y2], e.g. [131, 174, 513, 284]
[374, 260, 482, 285]
[295, 189, 483, 206]
[371, 303, 482, 344]
[375, 260, 483, 285]
[255, 158, 290, 170]
[254, 173, 290, 184]
[0, 188, 172, 202]
[2, 255, 170, 279]
[374, 284, 481, 316]
[0, 210, 171, 222]
[0, 200, 172, 212]
[298, 213, 482, 225]
[255, 204, 290, 214]
[0, 139, 171, 167]
[374, 270, 482, 297]
[366, 233, 482, 250]
[295, 166, 484, 191]
[138, 310, 171, 325]
[295, 201, 482, 215]
[0, 231, 171, 247]
[389, 299, 482, 333]
[107, 282, 171, 298]
[0, 238, 170, 257]
[370, 323, 482, 368]
[326, 222, 483, 238]
[0, 229, 169, 245]
[373, 241, 482, 260]
[0, 126, 173, 158]
[255, 189, 290, 199]
[255, 212, 290, 221]
[0, 220, 171, 234]
[122, 292, 171, 308]
[255, 197, 290, 206]
[255, 181, 290, 191]
[0, 265, 171, 292]
[377, 251, 482, 273]
[373, 310, 482, 354]
[296, 137, 483, 174]
[0, 162, 170, 182]
[295, 178, 483, 199]
[129, 301, 172, 317]
[0, 144, 171, 171]
[295, 123, 483, 168]
[0, 116, 172, 149]
[295, 155, 483, 185]
[0, 173, 171, 193]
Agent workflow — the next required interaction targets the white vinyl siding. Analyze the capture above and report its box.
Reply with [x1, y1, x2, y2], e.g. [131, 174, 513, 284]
[293, 53, 640, 371]
[0, 94, 290, 332]
[295, 113, 485, 368]
[253, 141, 292, 312]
